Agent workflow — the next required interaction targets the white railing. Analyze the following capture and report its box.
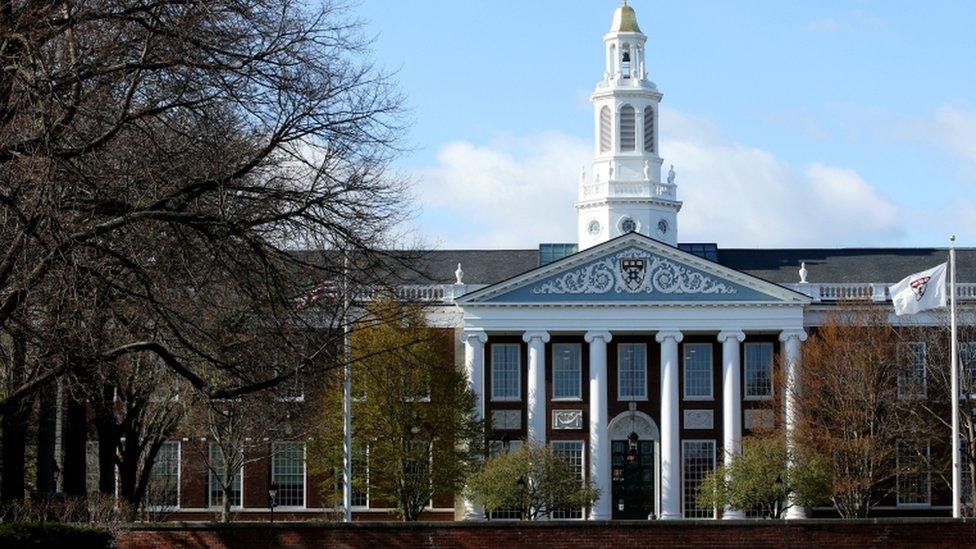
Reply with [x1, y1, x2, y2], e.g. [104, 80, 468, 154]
[355, 284, 488, 304]
[786, 283, 976, 303]
[580, 181, 677, 201]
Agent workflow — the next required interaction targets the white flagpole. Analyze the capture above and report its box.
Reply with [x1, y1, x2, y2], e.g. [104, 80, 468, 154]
[342, 251, 353, 523]
[950, 235, 961, 518]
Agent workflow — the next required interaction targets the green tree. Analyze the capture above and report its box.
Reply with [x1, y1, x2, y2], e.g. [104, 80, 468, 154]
[698, 434, 831, 518]
[313, 299, 483, 521]
[467, 443, 600, 520]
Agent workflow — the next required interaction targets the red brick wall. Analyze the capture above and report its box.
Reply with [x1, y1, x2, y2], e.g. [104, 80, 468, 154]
[118, 519, 976, 549]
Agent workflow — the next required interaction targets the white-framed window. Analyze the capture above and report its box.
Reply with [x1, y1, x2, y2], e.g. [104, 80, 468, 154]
[146, 441, 180, 508]
[744, 342, 774, 400]
[961, 341, 976, 398]
[491, 343, 521, 401]
[272, 442, 306, 508]
[619, 104, 636, 151]
[208, 442, 243, 509]
[551, 441, 585, 520]
[352, 442, 369, 508]
[682, 440, 716, 518]
[896, 440, 931, 506]
[897, 342, 927, 399]
[618, 343, 647, 400]
[552, 343, 582, 400]
[488, 439, 523, 520]
[963, 448, 974, 506]
[683, 343, 713, 400]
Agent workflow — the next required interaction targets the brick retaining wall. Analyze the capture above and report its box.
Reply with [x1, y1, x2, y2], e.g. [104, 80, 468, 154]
[119, 519, 976, 548]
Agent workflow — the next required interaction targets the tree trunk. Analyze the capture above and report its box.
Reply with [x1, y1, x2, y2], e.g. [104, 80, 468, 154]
[35, 384, 58, 494]
[62, 396, 89, 496]
[117, 433, 142, 521]
[92, 386, 118, 495]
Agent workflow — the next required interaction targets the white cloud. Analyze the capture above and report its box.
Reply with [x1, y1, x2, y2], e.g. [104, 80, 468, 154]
[924, 106, 976, 182]
[412, 108, 904, 248]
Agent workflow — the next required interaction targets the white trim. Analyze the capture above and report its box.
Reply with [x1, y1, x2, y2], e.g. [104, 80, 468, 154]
[271, 441, 307, 510]
[896, 441, 932, 507]
[681, 439, 717, 519]
[457, 233, 810, 306]
[552, 342, 583, 400]
[490, 342, 522, 402]
[617, 342, 648, 401]
[682, 343, 713, 401]
[743, 341, 774, 401]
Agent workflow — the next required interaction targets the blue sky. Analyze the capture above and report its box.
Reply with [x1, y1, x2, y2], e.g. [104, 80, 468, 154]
[358, 1, 976, 250]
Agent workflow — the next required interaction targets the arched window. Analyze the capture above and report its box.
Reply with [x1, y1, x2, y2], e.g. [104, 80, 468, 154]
[599, 106, 611, 153]
[621, 44, 632, 79]
[643, 107, 655, 153]
[619, 105, 636, 151]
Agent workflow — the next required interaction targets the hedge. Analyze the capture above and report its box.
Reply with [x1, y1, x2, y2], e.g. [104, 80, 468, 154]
[0, 522, 113, 548]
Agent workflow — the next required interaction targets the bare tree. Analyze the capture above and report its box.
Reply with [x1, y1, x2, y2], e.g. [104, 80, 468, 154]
[795, 307, 919, 518]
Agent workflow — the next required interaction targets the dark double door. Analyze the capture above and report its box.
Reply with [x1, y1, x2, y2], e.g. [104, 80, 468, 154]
[611, 440, 655, 520]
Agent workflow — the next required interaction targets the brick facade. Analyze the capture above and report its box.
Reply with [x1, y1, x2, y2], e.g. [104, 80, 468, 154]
[118, 519, 976, 548]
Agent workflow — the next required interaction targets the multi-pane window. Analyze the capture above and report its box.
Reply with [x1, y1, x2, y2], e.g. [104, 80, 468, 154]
[963, 449, 974, 506]
[643, 107, 655, 153]
[208, 442, 242, 508]
[551, 441, 585, 520]
[599, 107, 612, 153]
[683, 344, 713, 399]
[491, 344, 521, 401]
[553, 344, 582, 400]
[352, 442, 369, 507]
[618, 343, 647, 400]
[682, 440, 716, 518]
[962, 342, 976, 397]
[744, 342, 774, 399]
[619, 105, 636, 151]
[147, 441, 180, 508]
[488, 440, 523, 520]
[272, 442, 306, 508]
[896, 441, 931, 506]
[897, 342, 927, 399]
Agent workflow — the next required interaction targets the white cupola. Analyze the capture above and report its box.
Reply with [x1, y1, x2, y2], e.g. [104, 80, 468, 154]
[575, 1, 682, 250]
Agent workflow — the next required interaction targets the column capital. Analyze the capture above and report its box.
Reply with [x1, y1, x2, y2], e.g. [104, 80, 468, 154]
[655, 330, 683, 344]
[717, 330, 746, 343]
[584, 330, 613, 343]
[522, 330, 551, 344]
[779, 329, 808, 343]
[460, 329, 488, 345]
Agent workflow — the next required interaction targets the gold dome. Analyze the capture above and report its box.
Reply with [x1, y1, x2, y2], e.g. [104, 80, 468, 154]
[610, 1, 641, 33]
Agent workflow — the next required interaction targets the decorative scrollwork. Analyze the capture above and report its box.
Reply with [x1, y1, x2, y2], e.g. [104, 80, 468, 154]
[531, 248, 737, 296]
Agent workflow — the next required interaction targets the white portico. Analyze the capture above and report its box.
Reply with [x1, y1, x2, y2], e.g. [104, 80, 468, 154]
[456, 233, 810, 520]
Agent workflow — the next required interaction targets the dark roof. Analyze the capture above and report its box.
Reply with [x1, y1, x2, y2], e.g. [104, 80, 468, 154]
[409, 247, 976, 285]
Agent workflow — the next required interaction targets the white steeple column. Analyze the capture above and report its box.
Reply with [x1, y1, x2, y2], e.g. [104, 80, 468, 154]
[656, 330, 683, 520]
[718, 330, 746, 520]
[523, 331, 550, 445]
[460, 330, 488, 520]
[780, 329, 808, 519]
[584, 331, 613, 520]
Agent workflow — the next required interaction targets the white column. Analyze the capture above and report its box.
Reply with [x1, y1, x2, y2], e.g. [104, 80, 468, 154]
[523, 331, 550, 446]
[718, 330, 746, 520]
[584, 331, 612, 520]
[780, 329, 808, 520]
[460, 330, 488, 520]
[656, 330, 683, 520]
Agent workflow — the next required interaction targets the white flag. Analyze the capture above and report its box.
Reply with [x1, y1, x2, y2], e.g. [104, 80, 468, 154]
[889, 262, 948, 316]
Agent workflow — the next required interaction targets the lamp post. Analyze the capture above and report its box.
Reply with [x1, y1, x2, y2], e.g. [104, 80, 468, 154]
[516, 476, 526, 520]
[269, 483, 278, 524]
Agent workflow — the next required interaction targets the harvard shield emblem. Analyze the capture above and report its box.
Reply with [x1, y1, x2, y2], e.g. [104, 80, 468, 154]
[620, 258, 646, 292]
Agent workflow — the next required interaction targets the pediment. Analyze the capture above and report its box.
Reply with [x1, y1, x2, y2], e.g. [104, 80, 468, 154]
[458, 234, 808, 306]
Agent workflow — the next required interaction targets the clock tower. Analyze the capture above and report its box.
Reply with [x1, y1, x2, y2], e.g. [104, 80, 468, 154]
[576, 1, 681, 250]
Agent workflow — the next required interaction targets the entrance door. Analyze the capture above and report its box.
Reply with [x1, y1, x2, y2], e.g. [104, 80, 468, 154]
[611, 440, 655, 519]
